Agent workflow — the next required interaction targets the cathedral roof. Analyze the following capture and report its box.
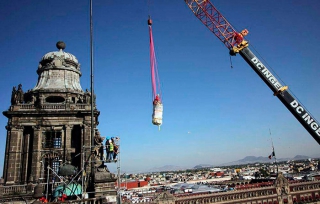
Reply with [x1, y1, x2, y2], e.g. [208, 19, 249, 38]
[33, 41, 83, 92]
[38, 41, 80, 71]
[41, 49, 79, 65]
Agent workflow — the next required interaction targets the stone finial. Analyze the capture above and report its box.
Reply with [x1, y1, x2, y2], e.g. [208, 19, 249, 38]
[56, 41, 66, 50]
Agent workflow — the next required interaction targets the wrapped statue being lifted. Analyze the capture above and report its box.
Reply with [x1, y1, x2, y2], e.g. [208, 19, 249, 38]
[148, 17, 163, 130]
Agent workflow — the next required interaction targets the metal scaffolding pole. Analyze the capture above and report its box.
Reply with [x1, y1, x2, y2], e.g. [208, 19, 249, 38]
[90, 0, 95, 195]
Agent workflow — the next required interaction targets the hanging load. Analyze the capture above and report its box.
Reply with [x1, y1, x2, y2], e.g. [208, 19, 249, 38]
[152, 94, 163, 127]
[148, 16, 163, 129]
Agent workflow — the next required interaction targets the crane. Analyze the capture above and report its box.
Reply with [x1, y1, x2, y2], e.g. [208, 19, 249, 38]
[184, 0, 320, 145]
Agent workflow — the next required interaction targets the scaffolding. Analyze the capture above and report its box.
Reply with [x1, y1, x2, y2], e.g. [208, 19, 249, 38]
[37, 137, 121, 203]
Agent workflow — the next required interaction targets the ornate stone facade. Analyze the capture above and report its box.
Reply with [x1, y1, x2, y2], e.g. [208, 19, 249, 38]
[2, 42, 101, 189]
[172, 177, 320, 204]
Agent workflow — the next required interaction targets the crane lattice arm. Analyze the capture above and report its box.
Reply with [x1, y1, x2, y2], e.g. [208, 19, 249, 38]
[185, 0, 320, 145]
[185, 0, 247, 51]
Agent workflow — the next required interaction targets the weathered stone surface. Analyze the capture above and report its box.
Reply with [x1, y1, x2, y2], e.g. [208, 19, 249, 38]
[95, 171, 117, 183]
[154, 192, 176, 204]
[2, 42, 109, 201]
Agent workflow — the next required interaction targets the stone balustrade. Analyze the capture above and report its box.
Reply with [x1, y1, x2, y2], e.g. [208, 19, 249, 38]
[16, 103, 89, 110]
[0, 185, 28, 196]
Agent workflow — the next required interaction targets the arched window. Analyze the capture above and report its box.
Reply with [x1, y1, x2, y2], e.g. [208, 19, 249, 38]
[40, 152, 61, 183]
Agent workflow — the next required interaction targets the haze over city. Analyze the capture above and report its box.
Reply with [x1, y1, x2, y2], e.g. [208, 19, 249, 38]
[1, 0, 320, 175]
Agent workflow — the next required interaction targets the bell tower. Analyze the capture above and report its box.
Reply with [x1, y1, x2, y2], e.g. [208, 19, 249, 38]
[2, 42, 99, 185]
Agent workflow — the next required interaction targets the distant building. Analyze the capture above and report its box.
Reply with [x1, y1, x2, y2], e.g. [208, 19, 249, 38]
[210, 168, 222, 172]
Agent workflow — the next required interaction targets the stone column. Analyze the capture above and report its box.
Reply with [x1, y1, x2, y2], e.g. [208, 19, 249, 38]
[60, 126, 65, 161]
[81, 125, 84, 169]
[83, 124, 91, 174]
[31, 126, 42, 182]
[21, 133, 30, 184]
[5, 125, 23, 184]
[84, 124, 92, 148]
[65, 125, 72, 148]
[3, 125, 11, 184]
[64, 125, 73, 161]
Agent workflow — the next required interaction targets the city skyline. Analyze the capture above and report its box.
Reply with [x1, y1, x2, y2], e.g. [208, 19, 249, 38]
[1, 0, 320, 175]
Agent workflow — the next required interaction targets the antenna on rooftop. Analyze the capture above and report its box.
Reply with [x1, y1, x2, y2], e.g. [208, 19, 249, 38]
[269, 129, 278, 177]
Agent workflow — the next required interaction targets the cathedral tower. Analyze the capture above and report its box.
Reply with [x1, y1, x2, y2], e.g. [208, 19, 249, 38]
[2, 42, 99, 185]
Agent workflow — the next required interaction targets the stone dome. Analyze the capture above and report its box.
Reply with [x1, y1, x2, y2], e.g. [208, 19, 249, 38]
[41, 50, 79, 65]
[33, 41, 83, 93]
[38, 41, 80, 71]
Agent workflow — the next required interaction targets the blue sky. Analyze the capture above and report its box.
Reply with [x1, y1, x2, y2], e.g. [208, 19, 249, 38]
[1, 0, 320, 175]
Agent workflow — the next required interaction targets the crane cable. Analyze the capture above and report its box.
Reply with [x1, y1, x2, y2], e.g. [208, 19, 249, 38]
[148, 16, 163, 129]
[148, 16, 162, 103]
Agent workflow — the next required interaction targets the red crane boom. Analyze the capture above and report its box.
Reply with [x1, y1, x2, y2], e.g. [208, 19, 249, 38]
[185, 0, 241, 49]
[185, 0, 320, 144]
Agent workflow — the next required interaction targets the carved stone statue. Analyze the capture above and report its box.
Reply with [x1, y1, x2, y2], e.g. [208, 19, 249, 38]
[11, 86, 17, 105]
[16, 84, 24, 104]
[31, 94, 37, 103]
[94, 130, 104, 145]
[10, 84, 24, 105]
[84, 89, 91, 104]
[94, 130, 115, 182]
[92, 130, 106, 168]
[77, 95, 84, 103]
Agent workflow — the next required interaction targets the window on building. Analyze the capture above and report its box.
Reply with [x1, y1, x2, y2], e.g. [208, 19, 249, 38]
[43, 131, 62, 148]
[42, 156, 61, 182]
[52, 157, 60, 174]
